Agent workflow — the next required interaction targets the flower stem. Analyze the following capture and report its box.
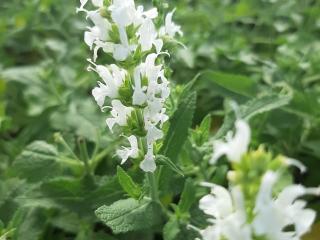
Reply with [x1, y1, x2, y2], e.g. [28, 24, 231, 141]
[147, 172, 159, 203]
[78, 138, 92, 176]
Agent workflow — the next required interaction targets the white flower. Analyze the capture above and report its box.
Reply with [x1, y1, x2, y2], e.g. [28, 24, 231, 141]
[283, 157, 307, 173]
[92, 0, 103, 7]
[109, 0, 137, 27]
[211, 119, 251, 164]
[77, 0, 102, 12]
[159, 9, 183, 37]
[109, 0, 158, 28]
[113, 27, 137, 61]
[199, 184, 252, 240]
[253, 171, 319, 240]
[89, 62, 126, 107]
[132, 54, 165, 105]
[145, 122, 163, 144]
[137, 18, 163, 53]
[144, 98, 168, 126]
[117, 135, 139, 164]
[132, 66, 147, 105]
[140, 145, 156, 172]
[84, 11, 111, 49]
[106, 100, 133, 131]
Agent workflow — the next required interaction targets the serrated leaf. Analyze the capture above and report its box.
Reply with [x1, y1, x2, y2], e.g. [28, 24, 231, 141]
[11, 141, 60, 182]
[9, 208, 47, 240]
[215, 94, 292, 139]
[161, 91, 197, 161]
[117, 166, 141, 199]
[241, 94, 292, 120]
[178, 179, 196, 214]
[192, 114, 212, 146]
[39, 176, 123, 217]
[156, 155, 184, 177]
[163, 216, 180, 240]
[95, 198, 161, 234]
[198, 70, 257, 98]
[163, 216, 199, 240]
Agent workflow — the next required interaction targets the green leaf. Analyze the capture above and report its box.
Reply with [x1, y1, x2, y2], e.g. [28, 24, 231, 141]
[178, 179, 196, 214]
[1, 66, 42, 84]
[156, 155, 184, 177]
[161, 91, 197, 161]
[198, 71, 257, 98]
[117, 166, 142, 199]
[192, 114, 212, 146]
[37, 176, 123, 218]
[163, 216, 180, 240]
[11, 141, 60, 182]
[163, 216, 199, 240]
[95, 198, 161, 234]
[9, 208, 47, 240]
[241, 94, 292, 120]
[215, 94, 292, 139]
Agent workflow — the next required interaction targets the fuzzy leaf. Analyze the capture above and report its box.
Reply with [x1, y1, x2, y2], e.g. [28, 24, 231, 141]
[198, 70, 257, 98]
[157, 155, 184, 177]
[95, 198, 161, 234]
[161, 91, 197, 161]
[192, 114, 212, 146]
[178, 179, 196, 214]
[215, 94, 292, 139]
[116, 166, 142, 199]
[11, 141, 60, 182]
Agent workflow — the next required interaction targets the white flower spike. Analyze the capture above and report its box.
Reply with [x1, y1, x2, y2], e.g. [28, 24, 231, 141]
[78, 0, 182, 172]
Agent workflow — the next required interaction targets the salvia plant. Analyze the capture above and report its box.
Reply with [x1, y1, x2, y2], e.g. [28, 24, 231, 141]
[1, 0, 320, 240]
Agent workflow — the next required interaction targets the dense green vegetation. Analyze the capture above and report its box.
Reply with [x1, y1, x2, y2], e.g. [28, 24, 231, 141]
[0, 0, 319, 239]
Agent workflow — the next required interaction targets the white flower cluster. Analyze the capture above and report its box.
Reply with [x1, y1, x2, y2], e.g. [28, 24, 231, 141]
[199, 174, 319, 240]
[197, 120, 319, 240]
[78, 0, 182, 172]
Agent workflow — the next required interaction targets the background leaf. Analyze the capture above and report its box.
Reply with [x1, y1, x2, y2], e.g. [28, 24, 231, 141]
[95, 198, 162, 234]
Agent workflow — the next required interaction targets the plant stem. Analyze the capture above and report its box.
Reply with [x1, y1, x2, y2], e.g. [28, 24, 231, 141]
[78, 138, 91, 175]
[147, 172, 159, 203]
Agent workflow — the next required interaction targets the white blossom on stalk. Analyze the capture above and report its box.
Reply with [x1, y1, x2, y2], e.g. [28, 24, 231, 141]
[253, 171, 319, 240]
[89, 61, 127, 107]
[117, 135, 139, 164]
[211, 119, 251, 164]
[199, 184, 252, 240]
[137, 18, 163, 53]
[106, 100, 133, 131]
[84, 11, 111, 49]
[159, 9, 183, 37]
[140, 146, 156, 173]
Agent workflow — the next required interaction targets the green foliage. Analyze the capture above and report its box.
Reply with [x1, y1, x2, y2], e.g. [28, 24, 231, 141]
[191, 114, 212, 146]
[198, 70, 258, 98]
[156, 155, 184, 177]
[1, 0, 320, 239]
[12, 141, 60, 182]
[95, 198, 162, 234]
[178, 179, 196, 214]
[161, 90, 197, 161]
[117, 166, 142, 199]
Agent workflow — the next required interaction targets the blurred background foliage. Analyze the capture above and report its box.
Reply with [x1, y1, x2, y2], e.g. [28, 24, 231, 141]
[0, 0, 320, 239]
